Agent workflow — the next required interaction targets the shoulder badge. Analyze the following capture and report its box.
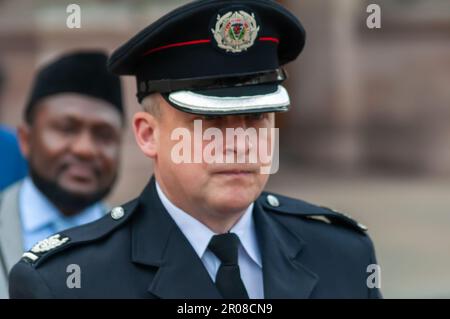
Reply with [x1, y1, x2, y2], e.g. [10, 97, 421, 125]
[323, 207, 368, 232]
[22, 234, 70, 263]
[19, 201, 138, 267]
[315, 206, 368, 232]
[260, 192, 368, 233]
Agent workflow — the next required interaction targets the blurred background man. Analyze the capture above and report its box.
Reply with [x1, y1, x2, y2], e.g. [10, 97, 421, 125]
[0, 51, 125, 298]
[0, 63, 28, 191]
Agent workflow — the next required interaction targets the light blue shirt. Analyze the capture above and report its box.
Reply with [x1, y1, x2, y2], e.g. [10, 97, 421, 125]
[155, 182, 264, 299]
[19, 177, 105, 251]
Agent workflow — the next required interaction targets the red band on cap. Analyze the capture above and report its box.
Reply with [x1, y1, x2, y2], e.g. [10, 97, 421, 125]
[144, 39, 212, 55]
[143, 37, 280, 56]
[259, 37, 280, 44]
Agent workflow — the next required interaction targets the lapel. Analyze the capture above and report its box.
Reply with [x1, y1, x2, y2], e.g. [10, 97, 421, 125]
[253, 200, 319, 299]
[131, 177, 221, 299]
[0, 182, 25, 272]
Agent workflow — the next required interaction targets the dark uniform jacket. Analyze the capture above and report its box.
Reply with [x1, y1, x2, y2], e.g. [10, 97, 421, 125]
[9, 177, 382, 299]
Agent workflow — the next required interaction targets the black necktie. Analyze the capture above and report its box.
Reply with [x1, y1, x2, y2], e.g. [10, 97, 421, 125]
[208, 233, 249, 299]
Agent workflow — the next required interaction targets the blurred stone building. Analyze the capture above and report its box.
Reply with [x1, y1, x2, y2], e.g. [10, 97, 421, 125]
[282, 0, 450, 176]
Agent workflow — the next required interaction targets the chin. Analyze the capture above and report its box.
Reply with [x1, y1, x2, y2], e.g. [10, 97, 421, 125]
[60, 185, 96, 198]
[210, 191, 256, 214]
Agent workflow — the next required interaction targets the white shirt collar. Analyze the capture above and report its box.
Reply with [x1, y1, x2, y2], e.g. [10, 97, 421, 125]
[20, 177, 105, 232]
[155, 181, 262, 267]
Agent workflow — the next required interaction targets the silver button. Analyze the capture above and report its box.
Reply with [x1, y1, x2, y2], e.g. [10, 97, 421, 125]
[111, 206, 125, 220]
[266, 194, 280, 207]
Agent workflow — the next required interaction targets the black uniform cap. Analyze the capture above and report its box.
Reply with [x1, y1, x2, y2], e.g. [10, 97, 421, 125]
[108, 0, 306, 115]
[25, 51, 124, 123]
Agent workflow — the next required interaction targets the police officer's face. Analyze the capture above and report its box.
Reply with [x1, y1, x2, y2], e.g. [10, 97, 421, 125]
[134, 95, 274, 222]
[19, 94, 123, 200]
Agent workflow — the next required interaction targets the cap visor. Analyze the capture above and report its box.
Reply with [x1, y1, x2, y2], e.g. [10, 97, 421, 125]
[166, 84, 290, 115]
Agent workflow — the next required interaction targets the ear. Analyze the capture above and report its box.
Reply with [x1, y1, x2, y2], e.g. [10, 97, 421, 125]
[133, 111, 159, 159]
[17, 123, 31, 160]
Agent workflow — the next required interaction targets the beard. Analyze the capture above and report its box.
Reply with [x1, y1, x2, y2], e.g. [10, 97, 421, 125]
[29, 166, 116, 214]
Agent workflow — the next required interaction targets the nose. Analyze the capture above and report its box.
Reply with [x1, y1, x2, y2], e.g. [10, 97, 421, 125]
[223, 116, 254, 160]
[70, 130, 97, 159]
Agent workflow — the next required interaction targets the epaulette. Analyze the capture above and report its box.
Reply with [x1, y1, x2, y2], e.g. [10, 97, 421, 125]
[258, 192, 368, 234]
[21, 199, 139, 267]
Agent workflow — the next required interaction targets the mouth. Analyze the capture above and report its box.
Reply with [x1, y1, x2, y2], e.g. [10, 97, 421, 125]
[212, 167, 259, 176]
[216, 170, 253, 174]
[63, 164, 97, 182]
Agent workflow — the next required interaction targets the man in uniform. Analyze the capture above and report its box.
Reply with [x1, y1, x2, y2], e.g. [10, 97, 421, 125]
[9, 0, 381, 299]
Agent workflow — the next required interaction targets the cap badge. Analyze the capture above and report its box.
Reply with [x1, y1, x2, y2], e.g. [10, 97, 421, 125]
[212, 10, 260, 53]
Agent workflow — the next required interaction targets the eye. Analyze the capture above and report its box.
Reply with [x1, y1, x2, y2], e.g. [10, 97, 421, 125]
[93, 126, 117, 143]
[53, 120, 78, 134]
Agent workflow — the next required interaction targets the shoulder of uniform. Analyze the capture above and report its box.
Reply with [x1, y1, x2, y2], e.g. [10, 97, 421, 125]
[21, 198, 140, 268]
[257, 192, 368, 234]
